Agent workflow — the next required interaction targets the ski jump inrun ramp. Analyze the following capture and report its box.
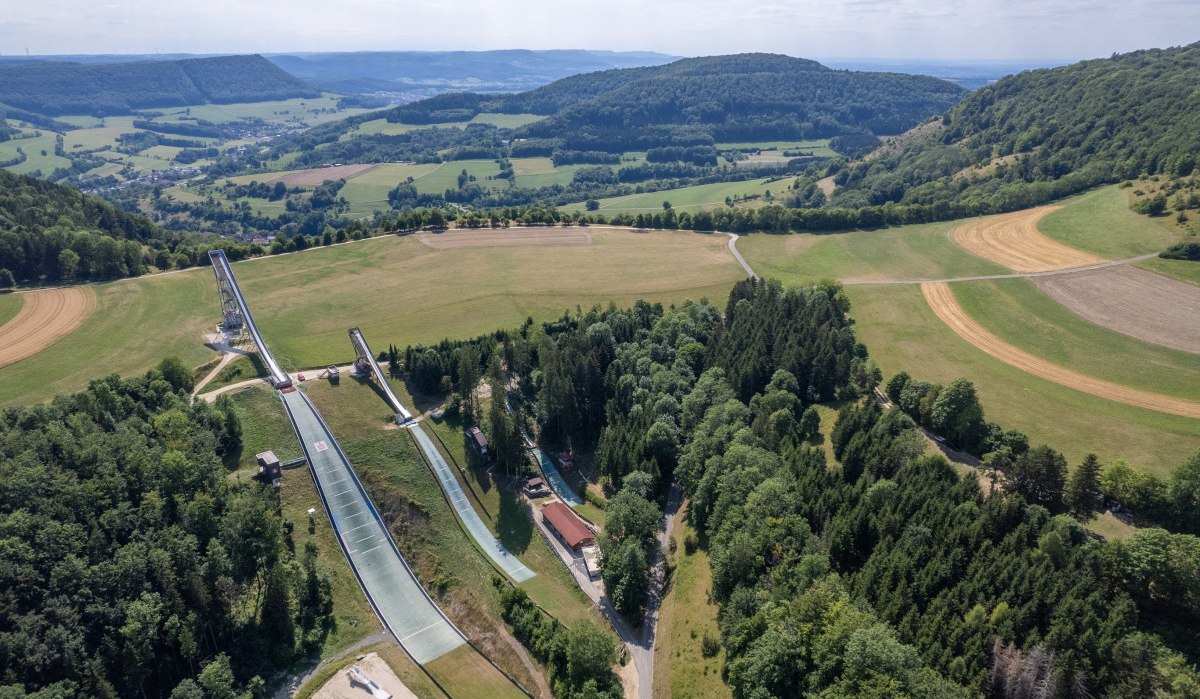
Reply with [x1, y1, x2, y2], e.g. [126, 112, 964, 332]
[206, 249, 466, 664]
[349, 326, 535, 583]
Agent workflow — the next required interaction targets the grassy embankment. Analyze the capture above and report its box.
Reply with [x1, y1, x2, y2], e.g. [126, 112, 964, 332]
[653, 507, 731, 699]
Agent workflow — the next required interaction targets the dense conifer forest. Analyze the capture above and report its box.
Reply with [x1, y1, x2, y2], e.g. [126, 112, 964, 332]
[402, 279, 1200, 697]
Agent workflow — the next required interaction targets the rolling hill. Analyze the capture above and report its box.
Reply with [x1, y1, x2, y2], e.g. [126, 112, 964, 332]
[829, 42, 1200, 212]
[384, 54, 968, 151]
[0, 54, 319, 116]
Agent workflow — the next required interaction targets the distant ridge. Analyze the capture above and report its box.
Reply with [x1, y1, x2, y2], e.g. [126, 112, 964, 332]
[381, 53, 967, 151]
[265, 49, 679, 96]
[0, 55, 319, 116]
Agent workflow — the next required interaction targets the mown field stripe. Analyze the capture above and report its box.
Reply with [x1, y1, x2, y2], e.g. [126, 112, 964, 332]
[921, 281, 1200, 419]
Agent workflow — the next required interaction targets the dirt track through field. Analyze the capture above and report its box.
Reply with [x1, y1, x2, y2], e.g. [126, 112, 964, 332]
[415, 227, 594, 249]
[1033, 265, 1200, 354]
[951, 207, 1106, 272]
[0, 287, 96, 368]
[921, 282, 1200, 419]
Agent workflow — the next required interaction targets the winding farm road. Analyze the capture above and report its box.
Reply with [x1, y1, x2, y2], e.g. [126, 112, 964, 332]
[727, 233, 758, 279]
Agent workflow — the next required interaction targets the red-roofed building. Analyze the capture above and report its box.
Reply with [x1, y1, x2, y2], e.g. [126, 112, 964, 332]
[541, 502, 594, 551]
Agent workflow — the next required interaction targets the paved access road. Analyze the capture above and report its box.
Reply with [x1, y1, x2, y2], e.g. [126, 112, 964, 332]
[410, 425, 536, 583]
[281, 389, 465, 664]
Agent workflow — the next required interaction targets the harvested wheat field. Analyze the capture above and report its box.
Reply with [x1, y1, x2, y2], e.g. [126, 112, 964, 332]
[951, 207, 1106, 272]
[921, 282, 1200, 418]
[1033, 265, 1200, 354]
[416, 226, 595, 249]
[0, 287, 96, 368]
[266, 163, 379, 186]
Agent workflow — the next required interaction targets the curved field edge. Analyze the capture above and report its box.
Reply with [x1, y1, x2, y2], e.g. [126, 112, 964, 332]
[951, 277, 1200, 400]
[0, 293, 23, 329]
[921, 282, 1200, 419]
[0, 287, 97, 368]
[1038, 185, 1180, 258]
[0, 272, 217, 407]
[844, 284, 1200, 476]
[736, 220, 1008, 284]
[0, 229, 744, 407]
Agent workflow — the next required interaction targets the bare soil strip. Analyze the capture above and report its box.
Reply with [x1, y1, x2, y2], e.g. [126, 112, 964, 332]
[950, 207, 1106, 272]
[921, 282, 1200, 419]
[415, 227, 594, 249]
[266, 163, 379, 186]
[1033, 265, 1200, 354]
[0, 287, 96, 368]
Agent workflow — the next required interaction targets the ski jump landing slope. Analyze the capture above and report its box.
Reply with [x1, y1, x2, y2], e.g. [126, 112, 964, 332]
[282, 389, 466, 664]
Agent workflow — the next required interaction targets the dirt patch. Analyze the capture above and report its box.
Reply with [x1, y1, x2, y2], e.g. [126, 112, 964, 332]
[416, 228, 594, 249]
[1033, 265, 1200, 354]
[311, 652, 417, 699]
[0, 287, 96, 368]
[267, 164, 379, 186]
[816, 176, 837, 197]
[921, 281, 1200, 419]
[950, 207, 1106, 272]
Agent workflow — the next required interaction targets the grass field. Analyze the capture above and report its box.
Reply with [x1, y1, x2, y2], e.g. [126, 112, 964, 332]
[0, 228, 743, 407]
[1139, 257, 1200, 286]
[951, 278, 1200, 400]
[154, 94, 373, 126]
[338, 162, 443, 214]
[715, 138, 834, 155]
[1039, 186, 1179, 258]
[0, 130, 72, 175]
[738, 220, 1008, 283]
[562, 178, 793, 214]
[0, 270, 218, 407]
[654, 513, 730, 699]
[844, 284, 1200, 476]
[0, 294, 22, 328]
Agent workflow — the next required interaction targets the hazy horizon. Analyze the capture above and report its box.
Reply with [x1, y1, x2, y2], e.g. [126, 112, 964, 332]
[1, 0, 1196, 62]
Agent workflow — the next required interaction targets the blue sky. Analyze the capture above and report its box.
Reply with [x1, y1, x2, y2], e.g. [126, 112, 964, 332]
[0, 0, 1196, 60]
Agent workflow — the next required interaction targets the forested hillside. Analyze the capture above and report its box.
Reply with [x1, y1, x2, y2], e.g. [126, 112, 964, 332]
[830, 42, 1200, 212]
[0, 55, 318, 116]
[402, 278, 1200, 697]
[0, 169, 257, 284]
[0, 364, 333, 696]
[385, 54, 967, 151]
